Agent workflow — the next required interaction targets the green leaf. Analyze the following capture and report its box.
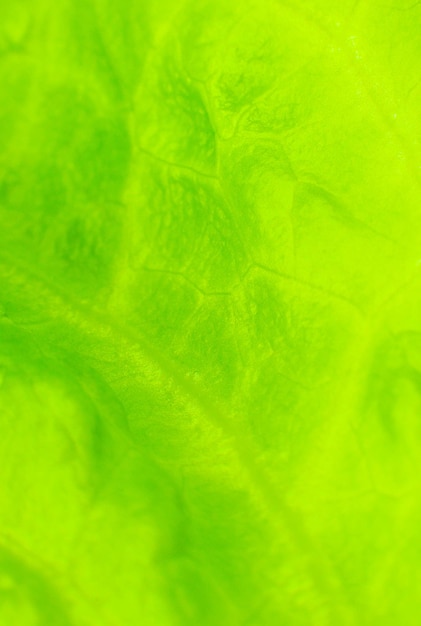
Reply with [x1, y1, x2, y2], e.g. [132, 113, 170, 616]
[1, 0, 421, 624]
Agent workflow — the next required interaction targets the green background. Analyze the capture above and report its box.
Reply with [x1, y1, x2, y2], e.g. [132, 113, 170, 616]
[1, 0, 421, 623]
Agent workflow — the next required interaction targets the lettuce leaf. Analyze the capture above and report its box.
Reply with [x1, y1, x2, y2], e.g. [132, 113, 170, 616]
[1, 0, 421, 624]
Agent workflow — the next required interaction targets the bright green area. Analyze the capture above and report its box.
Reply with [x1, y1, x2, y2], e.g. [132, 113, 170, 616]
[1, 0, 421, 624]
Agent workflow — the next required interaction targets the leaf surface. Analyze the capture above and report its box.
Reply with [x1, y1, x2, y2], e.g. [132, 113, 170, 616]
[1, 0, 421, 624]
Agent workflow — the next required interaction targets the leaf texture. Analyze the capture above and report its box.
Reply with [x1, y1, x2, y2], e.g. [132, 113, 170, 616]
[1, 0, 421, 624]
